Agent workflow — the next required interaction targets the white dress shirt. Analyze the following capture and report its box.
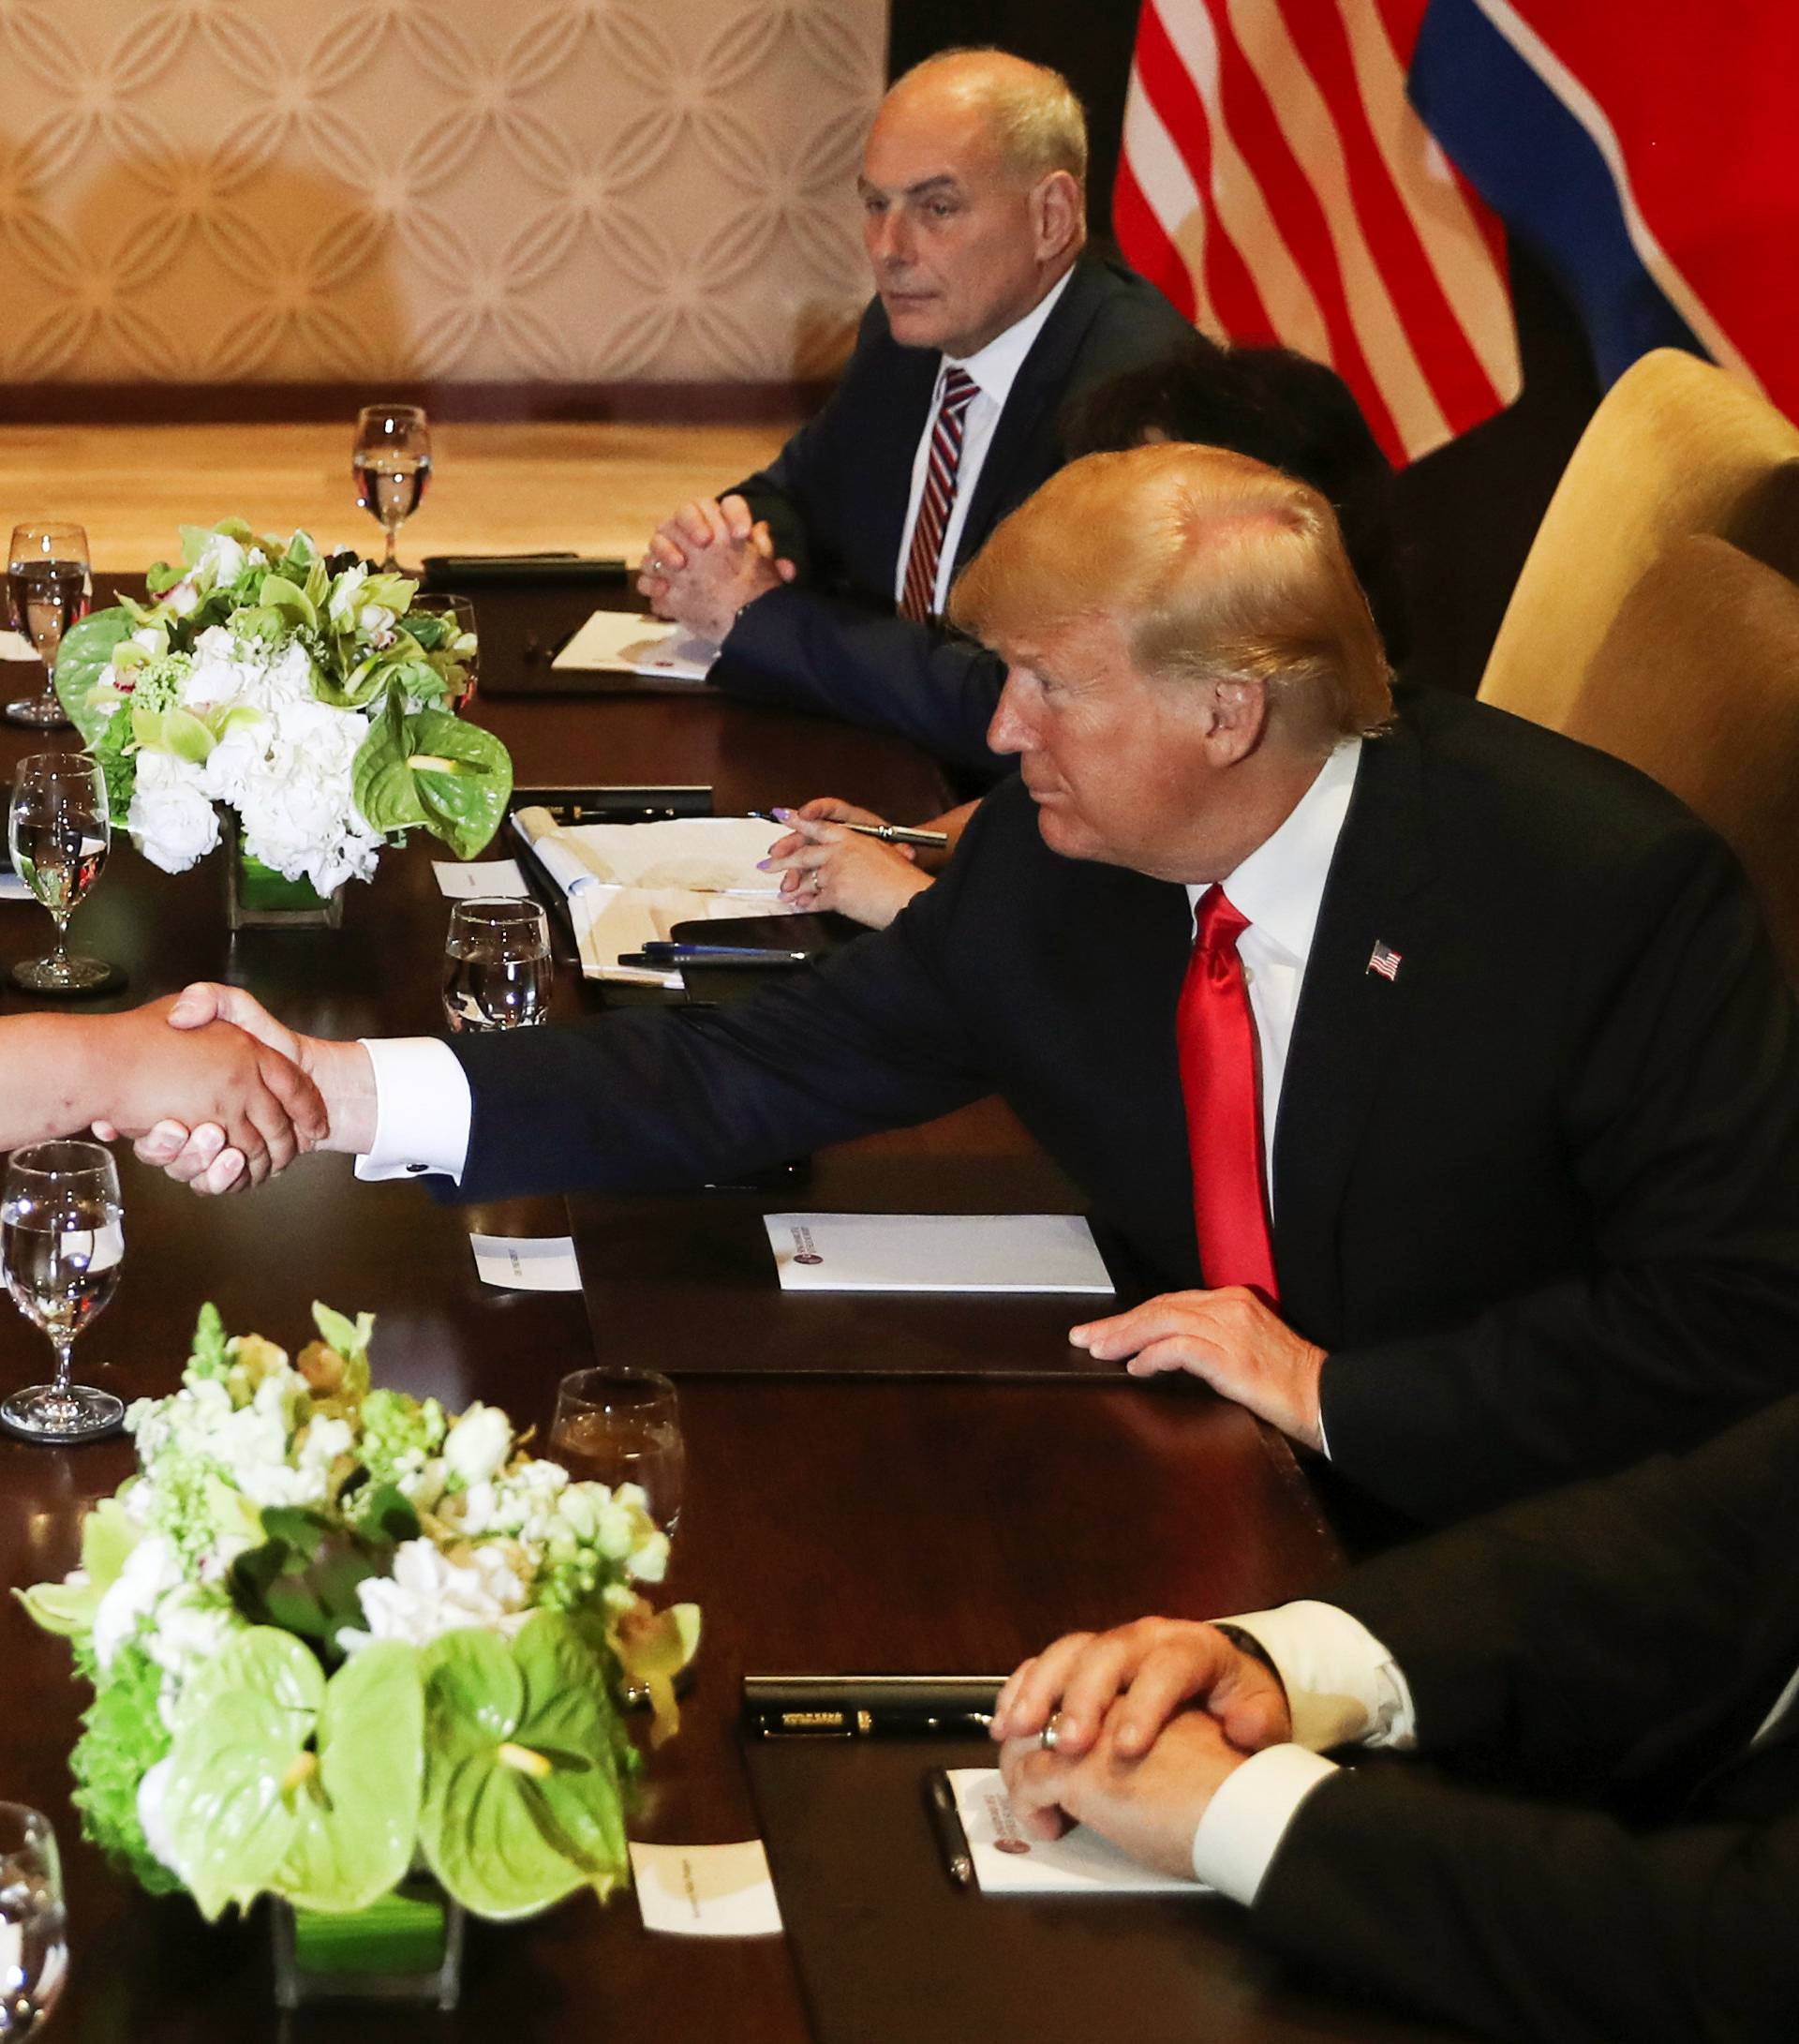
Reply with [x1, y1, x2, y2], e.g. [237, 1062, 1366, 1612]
[1187, 738, 1361, 1201]
[1190, 1598, 1799, 1903]
[1189, 1601, 1415, 1903]
[893, 267, 1077, 616]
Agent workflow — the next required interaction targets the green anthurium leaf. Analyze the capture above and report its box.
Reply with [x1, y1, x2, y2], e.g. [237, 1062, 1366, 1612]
[53, 608, 136, 744]
[276, 1641, 424, 1913]
[404, 710, 512, 860]
[161, 1689, 306, 1920]
[175, 1626, 325, 1738]
[416, 1614, 630, 1919]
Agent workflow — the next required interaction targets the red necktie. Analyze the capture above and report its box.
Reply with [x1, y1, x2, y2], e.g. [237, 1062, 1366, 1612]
[899, 366, 980, 620]
[1178, 886, 1279, 1302]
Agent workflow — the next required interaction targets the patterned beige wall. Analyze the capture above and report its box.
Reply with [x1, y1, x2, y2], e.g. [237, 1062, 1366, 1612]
[0, 0, 886, 383]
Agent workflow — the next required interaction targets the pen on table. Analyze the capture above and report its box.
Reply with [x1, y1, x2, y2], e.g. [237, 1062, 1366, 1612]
[751, 810, 950, 850]
[618, 943, 815, 968]
[741, 1675, 1003, 1736]
[924, 1769, 974, 1889]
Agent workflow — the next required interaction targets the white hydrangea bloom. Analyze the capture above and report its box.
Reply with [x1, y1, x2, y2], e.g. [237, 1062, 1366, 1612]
[442, 1403, 513, 1487]
[339, 1538, 531, 1653]
[91, 1533, 185, 1670]
[136, 1759, 179, 1872]
[127, 750, 219, 873]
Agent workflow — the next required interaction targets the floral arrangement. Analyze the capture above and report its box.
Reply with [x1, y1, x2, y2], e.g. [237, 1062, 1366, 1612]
[18, 1304, 696, 1924]
[54, 520, 511, 896]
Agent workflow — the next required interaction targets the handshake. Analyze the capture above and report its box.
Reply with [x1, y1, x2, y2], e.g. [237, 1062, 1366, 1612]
[71, 985, 369, 1194]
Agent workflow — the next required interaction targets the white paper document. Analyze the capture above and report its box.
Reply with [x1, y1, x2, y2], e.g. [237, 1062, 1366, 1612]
[0, 867, 33, 901]
[433, 857, 532, 900]
[629, 1839, 785, 1936]
[511, 809, 787, 985]
[468, 1233, 583, 1292]
[947, 1770, 1208, 1896]
[553, 610, 718, 683]
[764, 1213, 1115, 1294]
[0, 629, 37, 662]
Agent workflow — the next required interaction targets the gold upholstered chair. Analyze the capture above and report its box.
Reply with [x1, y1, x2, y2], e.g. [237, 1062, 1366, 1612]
[1478, 349, 1799, 731]
[1558, 532, 1799, 984]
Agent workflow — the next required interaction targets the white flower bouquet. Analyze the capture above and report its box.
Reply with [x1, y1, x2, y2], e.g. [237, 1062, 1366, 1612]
[18, 1304, 697, 1925]
[54, 521, 511, 896]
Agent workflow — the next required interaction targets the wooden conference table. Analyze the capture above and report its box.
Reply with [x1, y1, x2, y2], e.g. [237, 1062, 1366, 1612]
[0, 580, 1465, 2044]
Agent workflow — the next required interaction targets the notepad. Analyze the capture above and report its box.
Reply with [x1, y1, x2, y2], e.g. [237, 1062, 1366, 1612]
[511, 809, 786, 985]
[764, 1213, 1115, 1293]
[947, 1769, 1207, 1895]
[552, 610, 717, 683]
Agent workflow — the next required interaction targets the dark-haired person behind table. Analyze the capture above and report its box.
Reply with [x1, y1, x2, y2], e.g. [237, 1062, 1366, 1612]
[0, 1001, 322, 1174]
[991, 1394, 1799, 2044]
[761, 334, 1406, 927]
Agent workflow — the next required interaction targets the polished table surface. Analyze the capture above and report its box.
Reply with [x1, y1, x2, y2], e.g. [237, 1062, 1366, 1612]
[0, 587, 1467, 2044]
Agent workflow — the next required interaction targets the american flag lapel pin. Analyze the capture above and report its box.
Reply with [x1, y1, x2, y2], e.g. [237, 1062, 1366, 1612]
[1366, 940, 1402, 982]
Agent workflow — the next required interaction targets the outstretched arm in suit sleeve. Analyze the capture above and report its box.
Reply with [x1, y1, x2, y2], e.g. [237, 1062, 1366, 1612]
[446, 881, 991, 1201]
[1320, 831, 1799, 1522]
[714, 588, 1010, 778]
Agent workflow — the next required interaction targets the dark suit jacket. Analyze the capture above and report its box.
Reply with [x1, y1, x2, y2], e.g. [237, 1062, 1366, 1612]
[712, 255, 1196, 776]
[1254, 1394, 1799, 2043]
[451, 686, 1799, 1523]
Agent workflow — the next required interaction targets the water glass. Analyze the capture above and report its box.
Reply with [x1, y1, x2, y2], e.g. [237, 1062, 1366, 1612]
[5, 522, 87, 729]
[549, 1368, 685, 1535]
[442, 898, 551, 1033]
[353, 404, 431, 571]
[7, 756, 112, 994]
[0, 1140, 125, 1443]
[0, 1805, 67, 2037]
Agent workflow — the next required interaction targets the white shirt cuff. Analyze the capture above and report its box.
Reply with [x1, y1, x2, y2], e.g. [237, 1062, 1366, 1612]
[351, 1037, 472, 1183]
[1221, 1601, 1417, 1752]
[1191, 1745, 1339, 1903]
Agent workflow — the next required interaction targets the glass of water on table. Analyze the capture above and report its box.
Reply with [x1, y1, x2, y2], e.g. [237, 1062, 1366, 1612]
[8, 755, 112, 994]
[442, 898, 551, 1032]
[0, 1139, 125, 1442]
[550, 1368, 685, 1538]
[5, 521, 88, 729]
[0, 1802, 67, 2036]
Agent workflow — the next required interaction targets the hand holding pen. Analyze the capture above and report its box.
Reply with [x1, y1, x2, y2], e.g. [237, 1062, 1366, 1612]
[758, 798, 938, 931]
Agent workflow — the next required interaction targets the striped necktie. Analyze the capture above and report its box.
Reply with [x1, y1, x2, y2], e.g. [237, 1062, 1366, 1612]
[899, 366, 980, 621]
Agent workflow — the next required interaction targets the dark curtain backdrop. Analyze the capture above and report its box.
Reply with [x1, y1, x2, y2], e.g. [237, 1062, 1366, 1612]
[889, 2, 1603, 696]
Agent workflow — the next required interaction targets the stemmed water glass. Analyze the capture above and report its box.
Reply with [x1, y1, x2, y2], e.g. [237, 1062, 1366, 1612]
[7, 757, 111, 994]
[0, 1140, 125, 1443]
[0, 1804, 67, 2036]
[353, 405, 432, 571]
[5, 523, 90, 730]
[442, 898, 551, 1033]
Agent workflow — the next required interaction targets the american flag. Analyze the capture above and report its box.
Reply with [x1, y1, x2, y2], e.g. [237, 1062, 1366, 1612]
[1117, 2, 1799, 465]
[1115, 0, 1521, 466]
[1367, 940, 1403, 981]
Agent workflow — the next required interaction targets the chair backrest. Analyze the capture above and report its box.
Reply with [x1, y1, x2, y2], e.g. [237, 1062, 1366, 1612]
[1478, 349, 1799, 731]
[1561, 533, 1799, 983]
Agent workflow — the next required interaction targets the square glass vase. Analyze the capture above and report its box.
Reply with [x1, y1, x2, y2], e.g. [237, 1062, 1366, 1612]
[270, 1881, 466, 2010]
[223, 819, 345, 932]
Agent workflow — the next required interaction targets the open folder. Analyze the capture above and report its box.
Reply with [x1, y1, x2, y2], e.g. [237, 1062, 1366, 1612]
[510, 809, 788, 985]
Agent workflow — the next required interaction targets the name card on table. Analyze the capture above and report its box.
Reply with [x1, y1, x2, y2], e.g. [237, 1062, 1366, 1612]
[764, 1213, 1115, 1294]
[468, 1233, 582, 1292]
[628, 1840, 784, 1936]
